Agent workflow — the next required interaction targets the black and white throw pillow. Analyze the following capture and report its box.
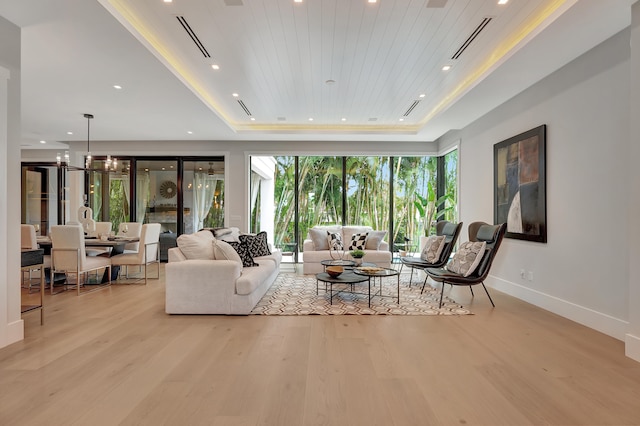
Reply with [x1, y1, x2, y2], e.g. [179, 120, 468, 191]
[327, 231, 344, 250]
[349, 232, 368, 250]
[239, 231, 271, 258]
[228, 241, 259, 267]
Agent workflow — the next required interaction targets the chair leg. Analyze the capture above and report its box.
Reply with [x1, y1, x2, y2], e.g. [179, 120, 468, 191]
[409, 267, 414, 286]
[469, 286, 474, 297]
[421, 275, 428, 294]
[439, 282, 445, 308]
[481, 283, 496, 307]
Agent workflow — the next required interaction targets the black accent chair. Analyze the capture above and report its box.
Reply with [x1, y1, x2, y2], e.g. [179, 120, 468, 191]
[399, 221, 463, 286]
[424, 222, 506, 308]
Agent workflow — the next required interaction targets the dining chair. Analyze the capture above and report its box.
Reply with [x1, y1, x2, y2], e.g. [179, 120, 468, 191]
[117, 222, 143, 252]
[50, 224, 112, 295]
[21, 224, 51, 291]
[110, 223, 161, 285]
[86, 221, 113, 257]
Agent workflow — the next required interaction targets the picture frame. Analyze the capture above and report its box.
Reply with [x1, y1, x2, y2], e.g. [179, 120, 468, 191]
[494, 124, 547, 243]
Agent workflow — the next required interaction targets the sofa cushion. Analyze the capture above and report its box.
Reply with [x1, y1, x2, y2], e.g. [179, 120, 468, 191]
[239, 231, 271, 257]
[420, 235, 446, 263]
[229, 241, 259, 267]
[348, 232, 368, 250]
[328, 231, 344, 250]
[365, 230, 387, 250]
[446, 241, 486, 277]
[213, 239, 242, 266]
[308, 228, 330, 250]
[236, 262, 276, 295]
[215, 227, 241, 242]
[176, 230, 215, 260]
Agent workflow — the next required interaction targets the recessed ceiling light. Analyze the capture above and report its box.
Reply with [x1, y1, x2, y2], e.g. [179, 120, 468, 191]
[162, 167, 166, 171]
[164, 0, 172, 3]
[309, 118, 314, 121]
[40, 140, 46, 144]
[170, 165, 174, 169]
[294, 0, 303, 3]
[187, 131, 193, 134]
[399, 118, 404, 122]
[442, 65, 452, 71]
[419, 94, 426, 98]
[232, 93, 239, 97]
[67, 131, 73, 135]
[341, 118, 346, 122]
[250, 117, 256, 121]
[211, 64, 219, 70]
[368, 0, 377, 3]
[113, 85, 122, 89]
[498, 0, 508, 4]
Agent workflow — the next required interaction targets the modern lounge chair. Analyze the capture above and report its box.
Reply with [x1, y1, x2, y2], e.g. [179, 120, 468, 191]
[424, 222, 506, 308]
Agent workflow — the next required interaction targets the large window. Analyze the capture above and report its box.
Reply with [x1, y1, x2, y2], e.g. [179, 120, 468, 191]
[250, 151, 458, 262]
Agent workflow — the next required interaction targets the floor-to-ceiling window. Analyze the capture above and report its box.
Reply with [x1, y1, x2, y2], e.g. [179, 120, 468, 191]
[250, 152, 457, 262]
[182, 160, 225, 234]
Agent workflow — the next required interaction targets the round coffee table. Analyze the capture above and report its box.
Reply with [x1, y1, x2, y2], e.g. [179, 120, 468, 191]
[320, 259, 356, 268]
[352, 267, 400, 306]
[315, 271, 369, 305]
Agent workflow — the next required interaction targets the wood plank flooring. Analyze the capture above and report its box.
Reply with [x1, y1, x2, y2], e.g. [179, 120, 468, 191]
[3, 265, 640, 425]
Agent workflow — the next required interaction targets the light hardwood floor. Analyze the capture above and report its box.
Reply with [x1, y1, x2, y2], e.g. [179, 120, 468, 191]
[3, 265, 640, 425]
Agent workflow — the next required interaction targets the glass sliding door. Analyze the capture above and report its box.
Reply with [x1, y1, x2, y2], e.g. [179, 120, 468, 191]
[21, 164, 59, 235]
[345, 156, 390, 229]
[182, 160, 225, 233]
[393, 156, 437, 255]
[86, 158, 132, 232]
[137, 159, 179, 233]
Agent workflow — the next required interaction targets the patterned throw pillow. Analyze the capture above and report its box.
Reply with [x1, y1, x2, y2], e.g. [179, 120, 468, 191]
[349, 232, 368, 250]
[420, 235, 446, 264]
[327, 231, 344, 250]
[239, 231, 271, 258]
[228, 241, 259, 267]
[446, 241, 487, 277]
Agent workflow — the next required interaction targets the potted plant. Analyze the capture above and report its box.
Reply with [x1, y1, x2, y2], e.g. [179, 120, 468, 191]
[349, 249, 366, 265]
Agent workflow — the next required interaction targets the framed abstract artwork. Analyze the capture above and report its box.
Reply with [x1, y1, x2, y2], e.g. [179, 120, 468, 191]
[494, 125, 547, 243]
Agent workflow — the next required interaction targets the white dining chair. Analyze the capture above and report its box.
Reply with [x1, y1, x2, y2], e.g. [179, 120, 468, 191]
[21, 224, 51, 291]
[86, 221, 113, 257]
[110, 223, 161, 285]
[117, 222, 143, 252]
[50, 224, 112, 295]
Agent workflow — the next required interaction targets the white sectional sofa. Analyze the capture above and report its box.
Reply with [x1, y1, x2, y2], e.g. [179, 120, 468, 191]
[165, 230, 281, 315]
[302, 225, 392, 274]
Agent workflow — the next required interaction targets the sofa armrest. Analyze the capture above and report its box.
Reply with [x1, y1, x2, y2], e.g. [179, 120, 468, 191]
[303, 239, 315, 252]
[168, 247, 187, 262]
[379, 241, 389, 251]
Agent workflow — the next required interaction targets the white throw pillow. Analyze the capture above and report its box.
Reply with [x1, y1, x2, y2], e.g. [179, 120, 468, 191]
[213, 239, 243, 266]
[446, 241, 486, 277]
[420, 235, 446, 263]
[365, 230, 387, 250]
[309, 228, 330, 250]
[176, 231, 215, 260]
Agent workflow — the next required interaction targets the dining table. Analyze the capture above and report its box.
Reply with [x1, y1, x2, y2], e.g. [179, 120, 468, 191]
[37, 235, 140, 283]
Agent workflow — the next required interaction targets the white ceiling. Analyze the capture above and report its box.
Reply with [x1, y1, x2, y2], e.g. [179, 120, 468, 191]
[0, 0, 634, 149]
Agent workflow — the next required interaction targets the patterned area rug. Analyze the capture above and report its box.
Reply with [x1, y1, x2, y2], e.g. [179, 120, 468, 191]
[251, 273, 472, 315]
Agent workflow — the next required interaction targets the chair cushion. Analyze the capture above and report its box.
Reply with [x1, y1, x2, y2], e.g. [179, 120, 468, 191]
[228, 241, 259, 267]
[176, 231, 215, 260]
[348, 232, 368, 250]
[446, 241, 486, 277]
[420, 235, 446, 263]
[365, 230, 387, 250]
[327, 231, 344, 250]
[239, 231, 271, 258]
[213, 239, 242, 266]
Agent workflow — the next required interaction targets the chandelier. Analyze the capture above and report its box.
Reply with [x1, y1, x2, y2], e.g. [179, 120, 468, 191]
[57, 113, 118, 171]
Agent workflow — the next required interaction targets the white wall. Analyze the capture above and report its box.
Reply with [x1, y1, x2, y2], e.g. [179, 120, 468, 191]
[0, 15, 22, 349]
[626, 1, 640, 361]
[440, 29, 631, 341]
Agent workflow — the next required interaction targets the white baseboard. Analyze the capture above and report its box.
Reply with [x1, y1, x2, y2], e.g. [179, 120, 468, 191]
[625, 334, 640, 361]
[4, 319, 24, 347]
[487, 276, 628, 341]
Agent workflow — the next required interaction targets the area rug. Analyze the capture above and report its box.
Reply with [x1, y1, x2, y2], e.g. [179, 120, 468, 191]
[251, 273, 472, 315]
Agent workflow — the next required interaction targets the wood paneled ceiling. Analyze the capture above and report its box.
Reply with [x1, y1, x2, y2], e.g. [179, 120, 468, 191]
[0, 0, 634, 146]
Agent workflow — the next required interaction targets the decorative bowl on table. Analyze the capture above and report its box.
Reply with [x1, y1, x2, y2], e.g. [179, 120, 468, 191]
[326, 266, 344, 278]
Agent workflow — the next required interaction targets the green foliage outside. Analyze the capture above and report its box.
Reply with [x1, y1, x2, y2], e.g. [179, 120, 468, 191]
[256, 154, 457, 253]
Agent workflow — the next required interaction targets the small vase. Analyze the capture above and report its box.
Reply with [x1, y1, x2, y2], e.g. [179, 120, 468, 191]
[354, 257, 363, 266]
